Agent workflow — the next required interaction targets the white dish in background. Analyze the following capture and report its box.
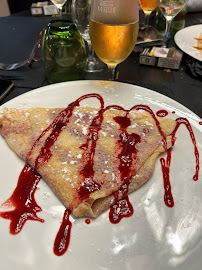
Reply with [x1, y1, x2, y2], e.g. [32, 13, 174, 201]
[174, 24, 202, 62]
[0, 80, 202, 270]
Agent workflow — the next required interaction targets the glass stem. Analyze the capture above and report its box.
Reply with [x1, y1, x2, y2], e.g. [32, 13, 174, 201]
[107, 64, 117, 81]
[87, 41, 94, 61]
[165, 20, 172, 42]
[144, 13, 151, 39]
[58, 8, 63, 19]
[145, 14, 150, 27]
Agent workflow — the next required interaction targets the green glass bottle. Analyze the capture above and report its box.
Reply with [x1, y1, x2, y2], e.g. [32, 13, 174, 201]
[42, 20, 86, 83]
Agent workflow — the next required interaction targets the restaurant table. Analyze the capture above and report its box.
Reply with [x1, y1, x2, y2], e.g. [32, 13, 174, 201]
[0, 10, 202, 119]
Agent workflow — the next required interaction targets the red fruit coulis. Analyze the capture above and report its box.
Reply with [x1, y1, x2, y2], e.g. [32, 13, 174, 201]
[0, 94, 200, 256]
[172, 118, 199, 182]
[53, 209, 72, 256]
[109, 196, 134, 224]
[156, 110, 168, 117]
[0, 164, 44, 234]
[160, 148, 174, 207]
[85, 219, 91, 224]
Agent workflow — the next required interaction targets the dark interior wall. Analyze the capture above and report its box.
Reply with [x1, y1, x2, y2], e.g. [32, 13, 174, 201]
[7, 0, 40, 14]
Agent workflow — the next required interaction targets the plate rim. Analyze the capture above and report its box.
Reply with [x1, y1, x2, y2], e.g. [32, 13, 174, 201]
[174, 24, 202, 62]
[1, 80, 201, 122]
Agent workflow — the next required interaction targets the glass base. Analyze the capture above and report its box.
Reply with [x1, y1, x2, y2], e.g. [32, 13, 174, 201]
[136, 26, 165, 45]
[142, 25, 154, 41]
[85, 57, 105, 73]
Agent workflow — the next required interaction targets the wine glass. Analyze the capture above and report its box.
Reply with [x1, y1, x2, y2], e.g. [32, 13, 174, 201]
[157, 0, 188, 43]
[50, 0, 67, 18]
[72, 0, 104, 72]
[139, 0, 157, 30]
[89, 0, 139, 80]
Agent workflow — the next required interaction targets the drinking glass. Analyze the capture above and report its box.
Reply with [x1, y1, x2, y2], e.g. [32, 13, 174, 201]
[89, 0, 139, 80]
[50, 0, 67, 18]
[72, 0, 104, 72]
[157, 0, 188, 42]
[139, 0, 157, 29]
[42, 20, 86, 83]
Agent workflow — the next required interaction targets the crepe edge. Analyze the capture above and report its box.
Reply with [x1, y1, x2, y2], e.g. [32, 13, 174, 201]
[73, 135, 174, 218]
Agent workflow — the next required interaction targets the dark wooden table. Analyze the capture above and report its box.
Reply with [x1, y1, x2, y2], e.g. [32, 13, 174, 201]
[0, 11, 202, 118]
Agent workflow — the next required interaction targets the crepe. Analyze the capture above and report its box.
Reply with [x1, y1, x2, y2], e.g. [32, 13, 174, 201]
[0, 105, 176, 218]
[194, 33, 202, 55]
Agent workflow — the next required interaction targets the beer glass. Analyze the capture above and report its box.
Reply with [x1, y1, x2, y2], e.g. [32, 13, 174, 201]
[139, 0, 157, 29]
[89, 0, 139, 80]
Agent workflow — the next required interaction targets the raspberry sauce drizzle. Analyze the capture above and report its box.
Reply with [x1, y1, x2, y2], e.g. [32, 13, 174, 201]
[105, 104, 167, 148]
[0, 164, 44, 234]
[160, 117, 200, 208]
[172, 118, 199, 181]
[0, 94, 104, 252]
[160, 148, 174, 207]
[54, 209, 72, 256]
[114, 115, 141, 183]
[108, 112, 140, 224]
[85, 219, 91, 224]
[109, 196, 134, 224]
[131, 105, 167, 150]
[156, 110, 168, 117]
[27, 93, 104, 169]
[108, 105, 167, 224]
[109, 179, 133, 224]
[0, 94, 200, 255]
[78, 97, 105, 200]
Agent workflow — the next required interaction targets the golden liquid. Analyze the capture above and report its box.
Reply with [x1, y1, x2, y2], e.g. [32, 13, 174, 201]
[139, 0, 157, 15]
[89, 20, 139, 66]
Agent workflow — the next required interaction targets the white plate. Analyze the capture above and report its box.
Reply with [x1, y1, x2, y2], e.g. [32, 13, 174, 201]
[0, 80, 202, 270]
[174, 24, 202, 62]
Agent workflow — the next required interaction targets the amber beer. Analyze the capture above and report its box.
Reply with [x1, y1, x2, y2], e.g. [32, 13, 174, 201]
[89, 19, 139, 66]
[139, 0, 157, 15]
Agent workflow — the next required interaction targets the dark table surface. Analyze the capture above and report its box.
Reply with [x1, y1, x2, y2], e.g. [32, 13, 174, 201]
[0, 11, 202, 118]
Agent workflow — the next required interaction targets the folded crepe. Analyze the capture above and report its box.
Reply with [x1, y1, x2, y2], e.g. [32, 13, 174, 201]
[0, 105, 176, 218]
[195, 33, 202, 55]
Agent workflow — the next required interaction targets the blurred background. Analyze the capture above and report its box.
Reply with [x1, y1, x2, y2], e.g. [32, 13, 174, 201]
[0, 0, 47, 16]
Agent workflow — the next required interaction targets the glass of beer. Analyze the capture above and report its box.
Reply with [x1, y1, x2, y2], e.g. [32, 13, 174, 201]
[89, 0, 139, 80]
[139, 0, 157, 29]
